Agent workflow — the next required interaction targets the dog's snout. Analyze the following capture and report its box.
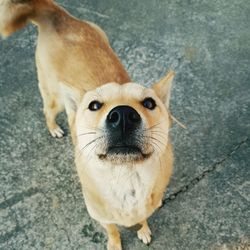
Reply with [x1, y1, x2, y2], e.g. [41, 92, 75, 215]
[107, 105, 141, 131]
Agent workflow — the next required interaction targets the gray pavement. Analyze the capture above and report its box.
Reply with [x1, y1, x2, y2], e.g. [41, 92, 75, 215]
[0, 0, 249, 249]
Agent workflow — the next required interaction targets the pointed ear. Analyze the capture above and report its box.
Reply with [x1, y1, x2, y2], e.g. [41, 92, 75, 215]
[61, 84, 83, 112]
[152, 70, 175, 109]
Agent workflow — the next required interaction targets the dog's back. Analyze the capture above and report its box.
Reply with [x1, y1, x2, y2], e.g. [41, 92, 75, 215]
[0, 0, 131, 140]
[0, 0, 130, 90]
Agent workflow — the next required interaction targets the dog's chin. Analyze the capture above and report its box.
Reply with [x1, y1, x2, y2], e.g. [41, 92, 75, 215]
[98, 146, 152, 164]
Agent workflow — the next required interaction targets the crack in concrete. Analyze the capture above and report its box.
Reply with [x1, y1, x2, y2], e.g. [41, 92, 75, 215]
[162, 137, 249, 206]
[39, 190, 72, 246]
[1, 136, 247, 245]
[0, 225, 22, 244]
[61, 227, 71, 245]
[0, 187, 40, 209]
[2, 192, 29, 246]
[60, 2, 110, 19]
[0, 186, 77, 246]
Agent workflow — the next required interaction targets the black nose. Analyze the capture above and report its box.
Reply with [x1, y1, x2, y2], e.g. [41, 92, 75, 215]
[106, 105, 141, 133]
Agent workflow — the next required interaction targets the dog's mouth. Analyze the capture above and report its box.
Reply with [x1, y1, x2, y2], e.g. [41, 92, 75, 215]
[98, 144, 152, 163]
[108, 145, 142, 154]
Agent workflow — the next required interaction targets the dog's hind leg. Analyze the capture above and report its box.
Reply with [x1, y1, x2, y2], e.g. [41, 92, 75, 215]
[37, 68, 64, 138]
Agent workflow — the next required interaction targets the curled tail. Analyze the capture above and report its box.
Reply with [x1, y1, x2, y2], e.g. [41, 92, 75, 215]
[0, 0, 54, 37]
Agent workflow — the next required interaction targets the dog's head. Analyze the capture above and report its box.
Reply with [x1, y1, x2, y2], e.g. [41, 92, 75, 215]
[76, 71, 174, 165]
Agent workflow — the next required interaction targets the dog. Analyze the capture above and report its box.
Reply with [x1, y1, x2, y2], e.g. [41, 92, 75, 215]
[0, 1, 174, 249]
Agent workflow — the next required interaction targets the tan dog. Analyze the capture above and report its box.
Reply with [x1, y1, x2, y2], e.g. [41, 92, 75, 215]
[75, 80, 174, 250]
[0, 0, 174, 249]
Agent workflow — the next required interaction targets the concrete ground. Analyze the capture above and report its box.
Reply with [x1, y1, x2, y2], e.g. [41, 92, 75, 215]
[0, 0, 249, 249]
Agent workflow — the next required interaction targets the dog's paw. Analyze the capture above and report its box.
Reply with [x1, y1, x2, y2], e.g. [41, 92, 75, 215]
[137, 224, 152, 245]
[49, 126, 64, 138]
[107, 241, 122, 250]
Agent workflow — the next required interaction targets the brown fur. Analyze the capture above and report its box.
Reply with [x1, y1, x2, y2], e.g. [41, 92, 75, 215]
[0, 1, 175, 249]
[0, 0, 130, 141]
[75, 81, 174, 250]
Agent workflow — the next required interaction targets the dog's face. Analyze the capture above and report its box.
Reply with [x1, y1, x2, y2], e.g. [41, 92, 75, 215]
[76, 72, 174, 165]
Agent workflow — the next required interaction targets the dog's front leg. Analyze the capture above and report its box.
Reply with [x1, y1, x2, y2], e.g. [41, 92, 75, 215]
[137, 220, 152, 245]
[101, 223, 122, 250]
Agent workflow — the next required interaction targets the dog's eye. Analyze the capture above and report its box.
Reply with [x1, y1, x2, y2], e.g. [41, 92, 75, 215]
[88, 100, 103, 111]
[142, 97, 156, 110]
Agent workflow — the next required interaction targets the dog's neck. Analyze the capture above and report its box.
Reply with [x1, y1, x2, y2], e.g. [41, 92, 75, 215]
[82, 155, 160, 212]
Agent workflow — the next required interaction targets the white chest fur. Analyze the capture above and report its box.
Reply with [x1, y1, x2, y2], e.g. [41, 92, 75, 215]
[106, 165, 151, 211]
[82, 156, 160, 225]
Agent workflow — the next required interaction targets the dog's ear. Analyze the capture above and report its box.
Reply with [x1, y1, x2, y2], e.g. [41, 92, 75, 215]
[152, 70, 175, 109]
[61, 84, 83, 112]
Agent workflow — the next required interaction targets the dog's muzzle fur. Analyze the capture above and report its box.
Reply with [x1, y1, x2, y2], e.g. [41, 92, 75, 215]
[98, 105, 153, 163]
